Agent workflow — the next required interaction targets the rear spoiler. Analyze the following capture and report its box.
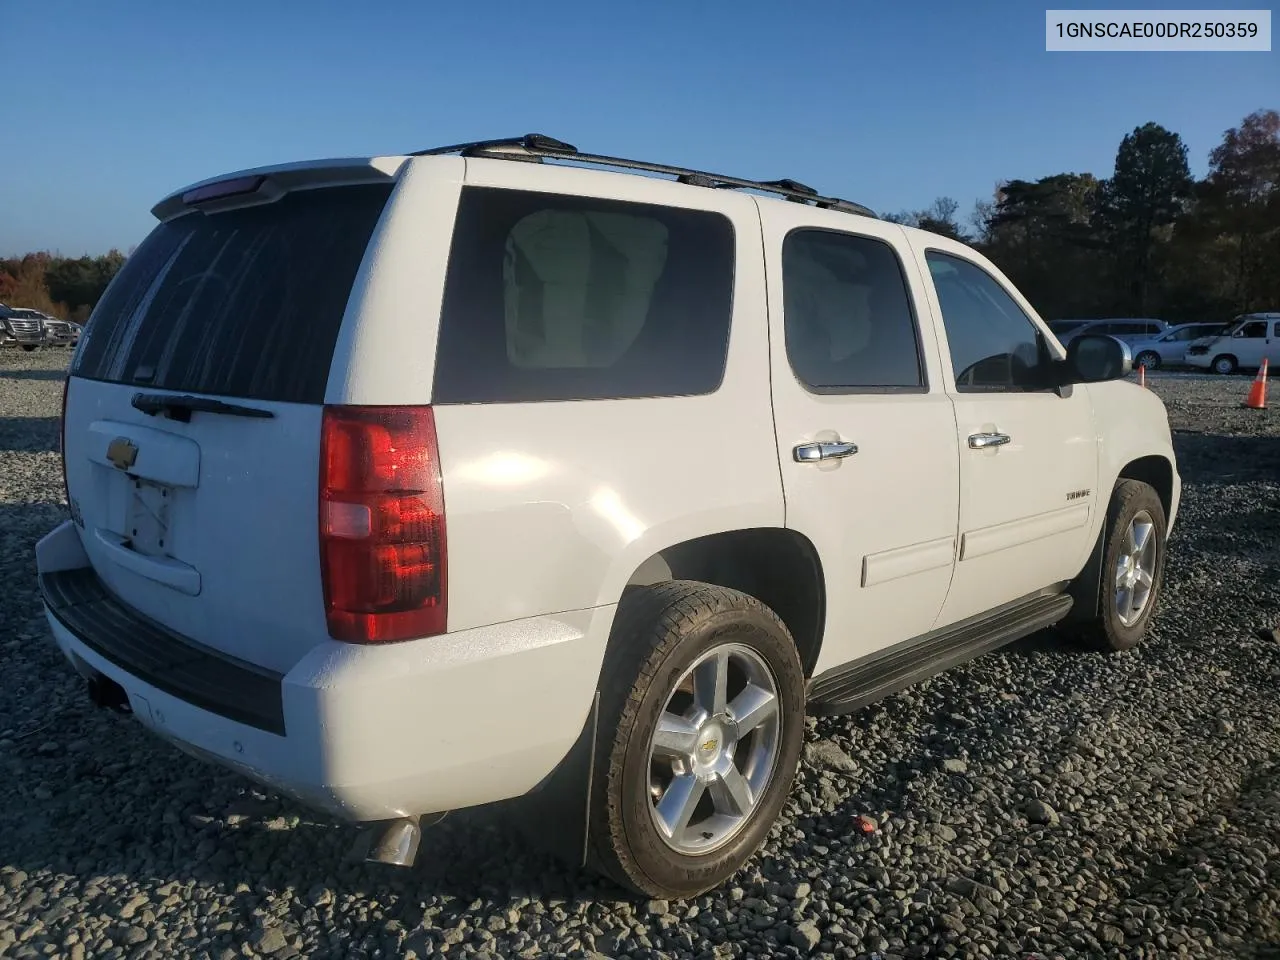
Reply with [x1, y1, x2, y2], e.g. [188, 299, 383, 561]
[150, 156, 411, 222]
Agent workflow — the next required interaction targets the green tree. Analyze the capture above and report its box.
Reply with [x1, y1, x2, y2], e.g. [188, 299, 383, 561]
[1100, 122, 1193, 313]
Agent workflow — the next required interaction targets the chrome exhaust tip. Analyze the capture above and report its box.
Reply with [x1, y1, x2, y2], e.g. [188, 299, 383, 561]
[356, 812, 447, 868]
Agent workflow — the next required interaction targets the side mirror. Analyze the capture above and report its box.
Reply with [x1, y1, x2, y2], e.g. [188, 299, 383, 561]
[1063, 334, 1131, 383]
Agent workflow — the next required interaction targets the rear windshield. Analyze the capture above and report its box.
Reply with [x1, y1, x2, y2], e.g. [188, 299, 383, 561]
[1048, 320, 1085, 334]
[73, 183, 393, 404]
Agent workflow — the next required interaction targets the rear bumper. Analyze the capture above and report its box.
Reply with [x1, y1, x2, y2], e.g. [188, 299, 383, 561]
[36, 519, 613, 823]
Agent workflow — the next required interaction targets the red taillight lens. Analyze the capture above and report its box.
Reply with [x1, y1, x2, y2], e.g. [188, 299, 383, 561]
[60, 376, 70, 502]
[320, 406, 447, 643]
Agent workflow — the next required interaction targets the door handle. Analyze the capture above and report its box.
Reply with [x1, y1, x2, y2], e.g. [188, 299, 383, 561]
[968, 432, 1011, 449]
[793, 440, 858, 462]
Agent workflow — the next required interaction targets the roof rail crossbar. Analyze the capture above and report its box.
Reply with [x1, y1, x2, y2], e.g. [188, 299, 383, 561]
[410, 133, 877, 218]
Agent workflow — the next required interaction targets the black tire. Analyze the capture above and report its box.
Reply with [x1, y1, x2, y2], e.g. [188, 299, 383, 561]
[1135, 351, 1160, 371]
[1069, 479, 1167, 652]
[1212, 354, 1237, 375]
[586, 580, 805, 899]
[21, 345, 37, 353]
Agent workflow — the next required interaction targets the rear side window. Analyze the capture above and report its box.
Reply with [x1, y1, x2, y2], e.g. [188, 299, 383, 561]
[433, 187, 735, 404]
[781, 228, 924, 391]
[73, 183, 393, 404]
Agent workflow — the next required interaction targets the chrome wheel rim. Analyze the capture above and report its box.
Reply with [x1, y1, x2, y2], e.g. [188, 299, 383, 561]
[1115, 510, 1158, 626]
[646, 642, 782, 855]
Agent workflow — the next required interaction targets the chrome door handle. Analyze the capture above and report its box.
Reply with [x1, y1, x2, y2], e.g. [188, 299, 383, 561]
[793, 440, 859, 462]
[969, 432, 1011, 449]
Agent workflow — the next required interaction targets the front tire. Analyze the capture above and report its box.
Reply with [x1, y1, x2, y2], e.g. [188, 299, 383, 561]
[1135, 351, 1160, 371]
[587, 581, 805, 899]
[1212, 354, 1238, 375]
[1070, 479, 1167, 652]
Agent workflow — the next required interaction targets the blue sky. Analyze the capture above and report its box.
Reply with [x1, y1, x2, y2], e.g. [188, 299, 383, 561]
[2, 0, 1274, 256]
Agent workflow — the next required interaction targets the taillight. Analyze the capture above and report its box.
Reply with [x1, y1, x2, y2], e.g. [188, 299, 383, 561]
[319, 405, 447, 643]
[60, 376, 70, 502]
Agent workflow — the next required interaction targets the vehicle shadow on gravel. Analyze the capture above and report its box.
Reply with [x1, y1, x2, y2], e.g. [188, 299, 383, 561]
[1172, 429, 1280, 484]
[0, 416, 60, 452]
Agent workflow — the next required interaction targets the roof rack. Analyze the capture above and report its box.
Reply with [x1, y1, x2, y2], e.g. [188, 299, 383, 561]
[410, 133, 877, 218]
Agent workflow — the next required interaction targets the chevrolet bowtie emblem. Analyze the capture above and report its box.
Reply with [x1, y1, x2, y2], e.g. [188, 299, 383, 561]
[700, 738, 719, 753]
[106, 437, 139, 471]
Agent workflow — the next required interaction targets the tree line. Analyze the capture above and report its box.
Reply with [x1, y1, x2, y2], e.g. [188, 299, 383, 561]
[885, 108, 1279, 323]
[0, 250, 128, 322]
[3, 107, 1276, 327]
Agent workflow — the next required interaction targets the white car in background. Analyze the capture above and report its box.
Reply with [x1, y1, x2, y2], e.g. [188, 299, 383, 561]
[1185, 312, 1280, 374]
[1130, 322, 1231, 371]
[1048, 318, 1169, 348]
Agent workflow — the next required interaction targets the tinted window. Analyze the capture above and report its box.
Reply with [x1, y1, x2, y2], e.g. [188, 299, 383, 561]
[1049, 320, 1085, 334]
[73, 184, 392, 404]
[781, 229, 923, 390]
[1237, 321, 1268, 338]
[1274, 322, 1280, 338]
[433, 187, 734, 404]
[926, 251, 1052, 392]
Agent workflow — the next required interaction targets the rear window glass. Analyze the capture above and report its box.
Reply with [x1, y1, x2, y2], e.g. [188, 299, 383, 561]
[782, 228, 924, 391]
[73, 183, 393, 404]
[432, 186, 735, 404]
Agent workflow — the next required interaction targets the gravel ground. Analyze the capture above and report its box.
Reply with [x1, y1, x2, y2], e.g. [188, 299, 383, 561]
[1, 348, 1278, 960]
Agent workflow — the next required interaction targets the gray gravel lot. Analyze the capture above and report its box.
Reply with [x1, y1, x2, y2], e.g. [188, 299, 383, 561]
[1, 348, 1278, 960]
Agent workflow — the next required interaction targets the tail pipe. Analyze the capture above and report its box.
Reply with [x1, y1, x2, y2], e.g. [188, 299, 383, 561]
[86, 673, 132, 714]
[356, 812, 449, 868]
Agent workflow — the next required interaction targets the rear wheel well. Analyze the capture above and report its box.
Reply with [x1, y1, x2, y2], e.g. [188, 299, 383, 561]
[624, 529, 826, 677]
[1118, 455, 1173, 520]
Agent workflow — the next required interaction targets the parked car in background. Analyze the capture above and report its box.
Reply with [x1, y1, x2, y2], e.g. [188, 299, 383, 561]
[43, 317, 81, 348]
[1130, 322, 1231, 370]
[1048, 318, 1169, 347]
[1185, 312, 1280, 374]
[0, 307, 50, 351]
[0, 306, 81, 351]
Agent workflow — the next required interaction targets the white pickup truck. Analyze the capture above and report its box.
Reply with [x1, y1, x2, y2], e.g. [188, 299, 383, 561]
[38, 135, 1180, 899]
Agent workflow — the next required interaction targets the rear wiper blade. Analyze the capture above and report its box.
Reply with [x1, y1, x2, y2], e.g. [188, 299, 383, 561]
[131, 392, 275, 423]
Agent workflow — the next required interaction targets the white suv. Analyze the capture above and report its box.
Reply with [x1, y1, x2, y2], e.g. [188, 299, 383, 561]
[39, 135, 1181, 899]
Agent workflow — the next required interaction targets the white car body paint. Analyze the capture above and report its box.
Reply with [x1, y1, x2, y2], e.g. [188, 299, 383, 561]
[40, 149, 1182, 827]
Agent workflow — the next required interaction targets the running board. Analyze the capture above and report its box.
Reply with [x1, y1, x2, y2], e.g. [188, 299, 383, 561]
[808, 591, 1074, 716]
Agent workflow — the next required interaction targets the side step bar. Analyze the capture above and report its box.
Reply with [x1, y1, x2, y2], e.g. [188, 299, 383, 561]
[808, 591, 1074, 716]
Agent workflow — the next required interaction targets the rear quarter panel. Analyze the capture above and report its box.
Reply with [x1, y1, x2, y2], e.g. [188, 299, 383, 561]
[330, 157, 784, 633]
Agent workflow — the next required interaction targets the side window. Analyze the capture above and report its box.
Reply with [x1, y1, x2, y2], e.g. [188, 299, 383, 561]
[1236, 321, 1267, 339]
[1273, 322, 1280, 338]
[781, 229, 924, 391]
[1144, 323, 1163, 335]
[433, 187, 735, 404]
[925, 251, 1053, 392]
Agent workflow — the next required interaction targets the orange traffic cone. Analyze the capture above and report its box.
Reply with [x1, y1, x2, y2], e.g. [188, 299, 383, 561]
[1244, 358, 1268, 410]
[1137, 364, 1146, 388]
